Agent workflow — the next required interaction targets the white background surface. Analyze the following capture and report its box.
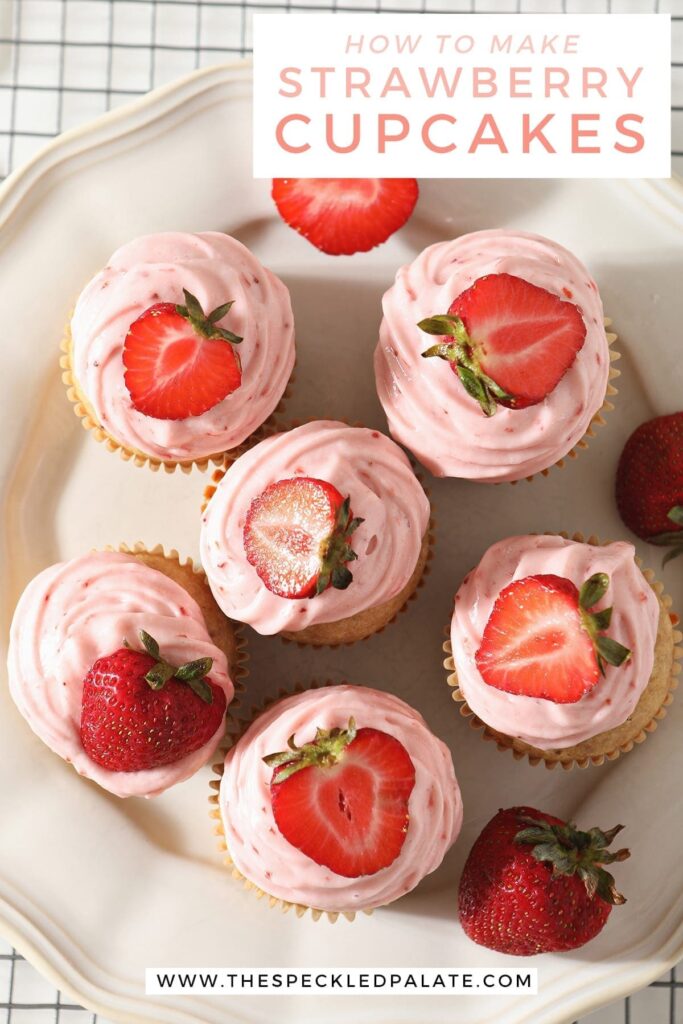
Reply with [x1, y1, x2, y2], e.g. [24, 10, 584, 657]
[0, 3, 681, 1024]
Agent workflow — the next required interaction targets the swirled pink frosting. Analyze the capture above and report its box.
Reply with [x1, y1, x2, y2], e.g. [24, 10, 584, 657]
[220, 685, 462, 912]
[375, 230, 609, 482]
[200, 421, 430, 634]
[450, 535, 659, 750]
[71, 232, 295, 461]
[7, 551, 234, 798]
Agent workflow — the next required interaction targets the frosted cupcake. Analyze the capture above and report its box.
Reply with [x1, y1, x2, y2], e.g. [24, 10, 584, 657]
[375, 230, 619, 482]
[446, 534, 680, 768]
[210, 684, 463, 918]
[7, 546, 242, 797]
[200, 420, 432, 645]
[62, 232, 295, 471]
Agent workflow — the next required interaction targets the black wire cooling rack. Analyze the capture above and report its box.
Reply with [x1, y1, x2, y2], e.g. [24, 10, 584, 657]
[0, 1, 681, 1022]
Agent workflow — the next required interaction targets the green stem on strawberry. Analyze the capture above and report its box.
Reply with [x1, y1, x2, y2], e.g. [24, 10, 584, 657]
[315, 497, 364, 597]
[648, 506, 683, 566]
[125, 629, 214, 704]
[264, 717, 357, 783]
[514, 814, 631, 905]
[577, 573, 631, 676]
[418, 313, 513, 417]
[176, 289, 243, 346]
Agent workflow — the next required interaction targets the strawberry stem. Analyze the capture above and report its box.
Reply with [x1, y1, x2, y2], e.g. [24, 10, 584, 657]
[578, 573, 631, 676]
[175, 289, 243, 346]
[126, 629, 214, 703]
[514, 813, 630, 906]
[314, 497, 364, 598]
[264, 718, 357, 783]
[418, 313, 512, 417]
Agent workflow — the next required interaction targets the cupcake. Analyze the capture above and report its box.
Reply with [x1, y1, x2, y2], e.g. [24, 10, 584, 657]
[200, 420, 432, 645]
[375, 230, 619, 483]
[7, 546, 243, 797]
[210, 684, 463, 918]
[446, 534, 680, 768]
[61, 232, 295, 471]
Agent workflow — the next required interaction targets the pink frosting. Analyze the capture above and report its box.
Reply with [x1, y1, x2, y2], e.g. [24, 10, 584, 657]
[450, 535, 660, 749]
[200, 421, 430, 635]
[375, 230, 609, 482]
[7, 551, 234, 798]
[220, 685, 462, 912]
[71, 232, 295, 461]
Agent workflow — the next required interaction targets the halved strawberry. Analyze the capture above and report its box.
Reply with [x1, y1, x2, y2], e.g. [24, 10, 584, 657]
[271, 178, 419, 256]
[80, 629, 227, 772]
[243, 477, 363, 600]
[123, 289, 242, 420]
[264, 719, 415, 877]
[419, 273, 587, 416]
[475, 573, 631, 704]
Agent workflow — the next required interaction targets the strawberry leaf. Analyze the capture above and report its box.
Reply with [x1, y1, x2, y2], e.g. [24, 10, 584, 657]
[209, 301, 235, 323]
[417, 314, 469, 346]
[596, 635, 631, 668]
[139, 629, 160, 660]
[668, 506, 683, 527]
[186, 676, 214, 704]
[332, 566, 353, 590]
[144, 661, 176, 690]
[421, 342, 463, 363]
[175, 657, 213, 682]
[579, 573, 609, 611]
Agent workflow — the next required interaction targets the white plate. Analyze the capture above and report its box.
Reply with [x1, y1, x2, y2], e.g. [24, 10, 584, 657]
[1, 62, 682, 1024]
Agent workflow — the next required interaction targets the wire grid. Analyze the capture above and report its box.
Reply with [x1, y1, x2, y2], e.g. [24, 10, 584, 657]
[0, 0, 682, 1021]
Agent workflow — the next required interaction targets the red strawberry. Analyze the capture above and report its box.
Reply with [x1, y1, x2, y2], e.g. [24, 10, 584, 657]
[458, 806, 630, 956]
[123, 289, 242, 420]
[419, 273, 587, 416]
[264, 719, 415, 877]
[271, 178, 419, 256]
[243, 477, 363, 600]
[616, 412, 683, 564]
[80, 629, 226, 771]
[475, 573, 631, 704]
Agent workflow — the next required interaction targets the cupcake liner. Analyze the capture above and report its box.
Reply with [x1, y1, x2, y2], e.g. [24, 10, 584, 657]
[201, 417, 435, 648]
[60, 326, 293, 474]
[509, 319, 621, 485]
[111, 541, 249, 706]
[443, 531, 682, 770]
[208, 680, 375, 923]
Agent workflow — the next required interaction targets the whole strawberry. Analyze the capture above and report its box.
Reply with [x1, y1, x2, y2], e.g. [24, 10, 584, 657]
[80, 630, 227, 772]
[616, 412, 683, 564]
[458, 806, 630, 956]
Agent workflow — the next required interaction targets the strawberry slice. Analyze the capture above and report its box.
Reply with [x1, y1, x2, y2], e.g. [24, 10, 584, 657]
[80, 629, 227, 772]
[475, 573, 631, 704]
[243, 477, 363, 600]
[264, 719, 416, 877]
[271, 178, 419, 256]
[123, 289, 242, 420]
[419, 273, 587, 416]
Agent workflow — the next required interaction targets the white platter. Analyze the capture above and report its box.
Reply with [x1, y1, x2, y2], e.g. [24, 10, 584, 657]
[0, 62, 682, 1024]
